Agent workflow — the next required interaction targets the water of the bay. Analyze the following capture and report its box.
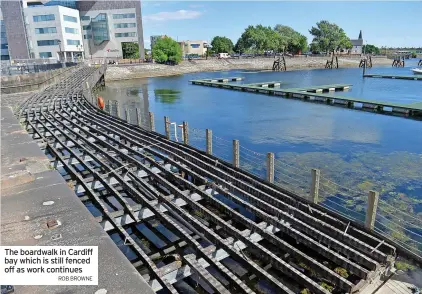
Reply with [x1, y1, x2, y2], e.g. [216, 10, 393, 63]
[99, 59, 422, 249]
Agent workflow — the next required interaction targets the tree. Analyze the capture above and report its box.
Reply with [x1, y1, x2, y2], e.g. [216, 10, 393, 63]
[236, 25, 286, 54]
[151, 37, 183, 64]
[362, 44, 380, 55]
[122, 42, 139, 59]
[211, 36, 234, 53]
[274, 25, 307, 54]
[309, 20, 352, 54]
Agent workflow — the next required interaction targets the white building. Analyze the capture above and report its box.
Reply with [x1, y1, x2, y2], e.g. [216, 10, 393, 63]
[24, 4, 83, 61]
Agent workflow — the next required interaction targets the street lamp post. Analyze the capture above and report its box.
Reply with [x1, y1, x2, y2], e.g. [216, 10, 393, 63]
[76, 44, 84, 62]
[57, 40, 62, 62]
[204, 42, 212, 60]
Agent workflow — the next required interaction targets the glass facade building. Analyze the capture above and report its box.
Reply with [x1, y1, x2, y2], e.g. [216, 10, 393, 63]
[91, 13, 109, 45]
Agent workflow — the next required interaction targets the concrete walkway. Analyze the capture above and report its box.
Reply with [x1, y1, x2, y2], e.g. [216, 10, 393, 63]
[361, 270, 422, 294]
[1, 105, 154, 293]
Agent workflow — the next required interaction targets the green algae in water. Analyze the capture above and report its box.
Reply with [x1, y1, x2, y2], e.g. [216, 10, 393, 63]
[271, 151, 422, 253]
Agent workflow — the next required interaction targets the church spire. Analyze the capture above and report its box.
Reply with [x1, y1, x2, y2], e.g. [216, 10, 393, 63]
[358, 30, 363, 40]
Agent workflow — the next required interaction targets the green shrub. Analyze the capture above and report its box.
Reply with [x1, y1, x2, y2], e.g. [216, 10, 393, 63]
[334, 267, 349, 278]
[152, 37, 183, 64]
[320, 282, 334, 292]
[395, 261, 416, 271]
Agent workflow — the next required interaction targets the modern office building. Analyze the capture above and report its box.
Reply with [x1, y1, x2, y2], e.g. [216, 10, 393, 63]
[77, 1, 145, 60]
[0, 0, 31, 59]
[0, 0, 144, 62]
[24, 4, 83, 61]
[0, 10, 10, 60]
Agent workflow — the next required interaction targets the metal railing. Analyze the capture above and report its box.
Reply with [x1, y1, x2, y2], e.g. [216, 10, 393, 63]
[1, 62, 78, 76]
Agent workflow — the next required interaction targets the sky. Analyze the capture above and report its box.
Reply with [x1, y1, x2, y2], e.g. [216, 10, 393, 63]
[141, 1, 422, 49]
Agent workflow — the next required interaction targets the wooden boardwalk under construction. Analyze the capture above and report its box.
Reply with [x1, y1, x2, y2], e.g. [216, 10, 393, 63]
[10, 65, 422, 294]
[190, 78, 422, 119]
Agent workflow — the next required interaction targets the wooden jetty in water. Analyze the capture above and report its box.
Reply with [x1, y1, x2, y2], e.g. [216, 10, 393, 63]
[359, 56, 372, 68]
[392, 57, 405, 67]
[272, 56, 286, 71]
[190, 77, 422, 119]
[202, 77, 244, 83]
[325, 55, 339, 69]
[364, 74, 422, 81]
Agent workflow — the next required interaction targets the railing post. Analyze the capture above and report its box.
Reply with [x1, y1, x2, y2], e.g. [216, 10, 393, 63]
[164, 116, 170, 139]
[116, 101, 121, 118]
[233, 140, 239, 168]
[266, 152, 275, 183]
[206, 129, 212, 155]
[310, 168, 320, 204]
[107, 100, 112, 115]
[183, 121, 189, 145]
[125, 106, 129, 122]
[149, 112, 155, 132]
[365, 190, 379, 230]
[136, 107, 142, 127]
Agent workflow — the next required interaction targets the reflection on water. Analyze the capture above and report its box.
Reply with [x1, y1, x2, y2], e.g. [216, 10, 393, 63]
[99, 80, 150, 129]
[154, 89, 181, 104]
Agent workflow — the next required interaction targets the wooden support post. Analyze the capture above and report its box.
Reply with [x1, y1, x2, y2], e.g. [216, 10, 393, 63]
[125, 106, 129, 122]
[362, 59, 366, 77]
[365, 190, 379, 230]
[116, 101, 121, 118]
[164, 116, 170, 139]
[206, 129, 212, 155]
[266, 152, 275, 183]
[149, 112, 155, 132]
[233, 140, 239, 168]
[136, 107, 142, 127]
[310, 168, 320, 204]
[182, 121, 189, 145]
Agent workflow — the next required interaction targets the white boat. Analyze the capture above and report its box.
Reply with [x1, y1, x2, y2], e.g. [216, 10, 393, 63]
[411, 68, 422, 74]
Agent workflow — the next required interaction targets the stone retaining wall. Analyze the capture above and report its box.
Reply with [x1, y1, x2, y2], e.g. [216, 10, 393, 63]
[1, 66, 77, 94]
[105, 56, 391, 81]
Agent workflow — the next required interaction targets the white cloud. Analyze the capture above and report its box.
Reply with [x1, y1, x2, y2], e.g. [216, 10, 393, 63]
[144, 39, 151, 44]
[144, 10, 202, 22]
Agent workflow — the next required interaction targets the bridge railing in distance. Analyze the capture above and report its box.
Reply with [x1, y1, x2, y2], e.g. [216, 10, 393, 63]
[110, 111, 422, 259]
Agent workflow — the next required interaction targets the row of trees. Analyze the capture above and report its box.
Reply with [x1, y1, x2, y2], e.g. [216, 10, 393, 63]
[151, 20, 383, 64]
[211, 24, 308, 55]
[211, 21, 354, 55]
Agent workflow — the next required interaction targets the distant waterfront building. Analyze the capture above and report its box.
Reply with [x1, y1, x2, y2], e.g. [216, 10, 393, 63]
[178, 40, 208, 57]
[350, 30, 363, 55]
[150, 35, 166, 50]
